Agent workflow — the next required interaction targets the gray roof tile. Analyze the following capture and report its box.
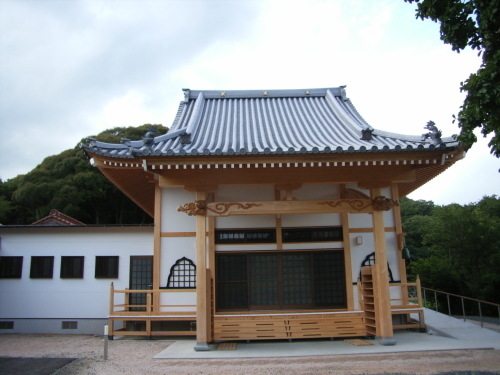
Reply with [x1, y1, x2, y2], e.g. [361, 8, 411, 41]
[82, 87, 458, 158]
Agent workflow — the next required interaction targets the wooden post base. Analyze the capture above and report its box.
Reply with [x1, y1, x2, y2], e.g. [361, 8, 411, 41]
[379, 337, 397, 346]
[194, 342, 211, 351]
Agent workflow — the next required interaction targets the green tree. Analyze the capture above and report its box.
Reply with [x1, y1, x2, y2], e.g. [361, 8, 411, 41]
[0, 195, 12, 224]
[1, 124, 167, 225]
[410, 198, 500, 303]
[405, 0, 500, 157]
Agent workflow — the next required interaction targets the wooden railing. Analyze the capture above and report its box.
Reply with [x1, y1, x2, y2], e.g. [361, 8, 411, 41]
[388, 276, 425, 330]
[109, 282, 196, 316]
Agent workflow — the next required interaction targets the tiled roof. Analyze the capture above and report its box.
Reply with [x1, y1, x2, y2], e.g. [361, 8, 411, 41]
[82, 87, 459, 159]
[31, 209, 85, 226]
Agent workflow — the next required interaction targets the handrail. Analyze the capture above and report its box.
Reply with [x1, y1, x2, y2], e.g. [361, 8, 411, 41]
[421, 287, 500, 328]
[109, 283, 196, 316]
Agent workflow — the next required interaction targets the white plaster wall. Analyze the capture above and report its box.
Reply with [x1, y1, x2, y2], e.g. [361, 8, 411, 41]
[216, 185, 274, 201]
[0, 227, 153, 320]
[215, 215, 275, 229]
[281, 213, 341, 227]
[161, 187, 196, 232]
[348, 213, 373, 229]
[286, 184, 339, 200]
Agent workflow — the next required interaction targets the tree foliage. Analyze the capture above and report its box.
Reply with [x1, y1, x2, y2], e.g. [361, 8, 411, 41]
[402, 195, 500, 304]
[0, 124, 168, 225]
[405, 0, 500, 157]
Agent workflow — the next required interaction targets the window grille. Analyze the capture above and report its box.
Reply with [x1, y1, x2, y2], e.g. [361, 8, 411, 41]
[30, 256, 54, 279]
[282, 227, 343, 243]
[60, 256, 84, 278]
[62, 321, 78, 330]
[215, 229, 276, 244]
[0, 256, 23, 278]
[166, 257, 196, 288]
[95, 256, 119, 278]
[360, 252, 394, 282]
[216, 250, 346, 311]
[0, 321, 14, 329]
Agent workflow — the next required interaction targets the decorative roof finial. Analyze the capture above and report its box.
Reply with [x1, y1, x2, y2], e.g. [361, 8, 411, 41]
[361, 127, 374, 141]
[421, 121, 443, 145]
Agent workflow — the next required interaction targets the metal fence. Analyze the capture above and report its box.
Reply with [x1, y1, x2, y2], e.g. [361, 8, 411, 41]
[422, 287, 500, 328]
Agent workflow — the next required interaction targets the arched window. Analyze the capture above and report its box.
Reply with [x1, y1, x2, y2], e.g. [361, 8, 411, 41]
[166, 257, 196, 288]
[359, 252, 394, 282]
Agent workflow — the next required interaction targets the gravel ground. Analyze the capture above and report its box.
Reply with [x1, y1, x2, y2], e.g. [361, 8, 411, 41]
[0, 334, 499, 375]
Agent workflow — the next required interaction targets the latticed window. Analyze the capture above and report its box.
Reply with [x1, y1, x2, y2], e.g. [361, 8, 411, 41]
[166, 257, 196, 288]
[216, 250, 346, 311]
[360, 252, 394, 282]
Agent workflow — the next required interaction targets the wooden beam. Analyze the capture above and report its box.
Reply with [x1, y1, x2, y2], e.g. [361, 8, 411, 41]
[158, 165, 415, 188]
[203, 199, 375, 216]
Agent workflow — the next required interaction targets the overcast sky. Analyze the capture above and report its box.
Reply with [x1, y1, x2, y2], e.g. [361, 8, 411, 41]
[0, 0, 498, 205]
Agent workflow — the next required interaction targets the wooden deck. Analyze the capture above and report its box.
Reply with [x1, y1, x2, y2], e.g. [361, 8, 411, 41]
[214, 311, 366, 341]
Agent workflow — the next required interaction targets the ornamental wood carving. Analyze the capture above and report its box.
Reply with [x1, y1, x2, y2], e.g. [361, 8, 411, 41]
[177, 200, 207, 216]
[372, 196, 399, 211]
[340, 188, 370, 200]
[318, 199, 372, 212]
[206, 202, 262, 216]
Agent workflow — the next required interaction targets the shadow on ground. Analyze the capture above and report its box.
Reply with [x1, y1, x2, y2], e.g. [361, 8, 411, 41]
[0, 358, 75, 375]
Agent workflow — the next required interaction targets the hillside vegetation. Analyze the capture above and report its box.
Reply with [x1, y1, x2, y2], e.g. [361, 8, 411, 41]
[0, 124, 167, 225]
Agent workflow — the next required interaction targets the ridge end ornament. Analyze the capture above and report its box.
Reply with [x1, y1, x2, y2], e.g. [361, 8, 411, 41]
[177, 200, 207, 216]
[372, 196, 399, 211]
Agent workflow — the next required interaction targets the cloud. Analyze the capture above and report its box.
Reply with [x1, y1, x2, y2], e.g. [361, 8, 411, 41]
[0, 0, 497, 206]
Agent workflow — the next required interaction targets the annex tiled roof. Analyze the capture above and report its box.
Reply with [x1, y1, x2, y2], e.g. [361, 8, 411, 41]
[82, 87, 460, 159]
[31, 209, 85, 226]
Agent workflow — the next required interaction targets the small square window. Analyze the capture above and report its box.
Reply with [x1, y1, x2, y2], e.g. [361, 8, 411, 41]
[30, 256, 54, 279]
[62, 321, 78, 330]
[95, 256, 119, 278]
[60, 256, 84, 279]
[0, 256, 23, 278]
[0, 321, 14, 329]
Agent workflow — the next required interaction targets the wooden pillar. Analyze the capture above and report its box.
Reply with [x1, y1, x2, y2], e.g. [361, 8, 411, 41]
[392, 184, 408, 306]
[341, 212, 354, 310]
[194, 191, 210, 351]
[208, 216, 216, 323]
[371, 187, 396, 345]
[153, 182, 162, 313]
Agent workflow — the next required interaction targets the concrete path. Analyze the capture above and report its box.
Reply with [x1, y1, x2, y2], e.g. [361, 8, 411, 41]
[154, 308, 500, 359]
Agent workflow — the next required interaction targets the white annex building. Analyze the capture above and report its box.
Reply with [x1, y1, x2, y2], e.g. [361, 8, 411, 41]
[0, 87, 465, 350]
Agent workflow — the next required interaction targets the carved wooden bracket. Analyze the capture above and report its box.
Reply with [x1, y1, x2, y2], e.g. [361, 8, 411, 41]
[177, 200, 207, 216]
[318, 199, 372, 212]
[372, 196, 399, 211]
[207, 202, 262, 216]
[340, 188, 370, 200]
